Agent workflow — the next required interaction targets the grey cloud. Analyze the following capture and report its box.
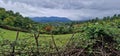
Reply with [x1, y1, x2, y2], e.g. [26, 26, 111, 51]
[3, 0, 85, 9]
[0, 0, 120, 20]
[6, 0, 120, 10]
[86, 0, 120, 10]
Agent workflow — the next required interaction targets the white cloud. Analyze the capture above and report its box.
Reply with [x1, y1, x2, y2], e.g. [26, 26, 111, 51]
[0, 0, 120, 20]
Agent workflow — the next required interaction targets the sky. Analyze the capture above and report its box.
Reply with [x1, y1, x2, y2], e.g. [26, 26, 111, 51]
[0, 0, 120, 20]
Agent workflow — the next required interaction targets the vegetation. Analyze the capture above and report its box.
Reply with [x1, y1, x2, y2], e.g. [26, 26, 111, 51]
[0, 7, 120, 56]
[0, 7, 75, 34]
[0, 8, 36, 30]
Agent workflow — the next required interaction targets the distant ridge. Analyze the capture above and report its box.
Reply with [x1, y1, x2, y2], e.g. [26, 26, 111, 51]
[30, 16, 71, 23]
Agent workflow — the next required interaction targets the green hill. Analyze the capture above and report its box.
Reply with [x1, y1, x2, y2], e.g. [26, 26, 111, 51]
[0, 7, 37, 31]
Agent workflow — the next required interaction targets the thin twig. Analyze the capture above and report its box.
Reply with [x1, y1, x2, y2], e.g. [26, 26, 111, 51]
[11, 31, 19, 56]
[51, 32, 61, 56]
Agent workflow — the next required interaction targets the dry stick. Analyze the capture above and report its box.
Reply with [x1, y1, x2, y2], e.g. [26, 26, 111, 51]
[15, 31, 19, 40]
[77, 49, 85, 56]
[112, 49, 120, 55]
[77, 44, 89, 56]
[51, 32, 61, 56]
[11, 31, 19, 56]
[63, 33, 75, 55]
[65, 33, 75, 49]
[101, 36, 104, 56]
[48, 41, 52, 56]
[93, 52, 97, 56]
[101, 36, 107, 56]
[33, 32, 40, 54]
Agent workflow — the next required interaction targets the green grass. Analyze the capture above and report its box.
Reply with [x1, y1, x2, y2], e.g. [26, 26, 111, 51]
[0, 28, 30, 40]
[0, 28, 79, 47]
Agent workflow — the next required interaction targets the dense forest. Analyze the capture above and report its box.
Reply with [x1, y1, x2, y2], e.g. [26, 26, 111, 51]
[0, 8, 36, 30]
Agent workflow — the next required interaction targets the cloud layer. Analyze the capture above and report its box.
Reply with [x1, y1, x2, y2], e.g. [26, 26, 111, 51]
[0, 0, 120, 20]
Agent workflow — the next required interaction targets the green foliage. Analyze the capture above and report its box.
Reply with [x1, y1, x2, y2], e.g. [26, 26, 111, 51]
[0, 12, 120, 55]
[0, 7, 36, 31]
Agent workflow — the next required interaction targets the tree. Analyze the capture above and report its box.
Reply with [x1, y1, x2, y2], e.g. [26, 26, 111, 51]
[3, 16, 15, 26]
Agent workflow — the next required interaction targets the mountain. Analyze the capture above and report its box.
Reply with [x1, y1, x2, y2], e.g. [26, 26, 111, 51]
[30, 17, 72, 23]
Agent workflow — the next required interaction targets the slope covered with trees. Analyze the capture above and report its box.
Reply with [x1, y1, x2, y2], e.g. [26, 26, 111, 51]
[0, 8, 36, 31]
[0, 7, 120, 35]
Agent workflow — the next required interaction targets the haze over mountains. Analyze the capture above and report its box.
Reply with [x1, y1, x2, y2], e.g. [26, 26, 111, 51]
[31, 17, 72, 22]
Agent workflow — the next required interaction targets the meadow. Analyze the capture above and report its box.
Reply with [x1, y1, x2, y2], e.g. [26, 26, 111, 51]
[0, 28, 78, 47]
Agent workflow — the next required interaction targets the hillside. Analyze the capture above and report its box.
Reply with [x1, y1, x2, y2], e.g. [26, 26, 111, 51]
[0, 7, 36, 31]
[31, 16, 71, 23]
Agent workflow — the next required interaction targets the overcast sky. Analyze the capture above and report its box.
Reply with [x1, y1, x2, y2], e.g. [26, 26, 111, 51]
[0, 0, 120, 20]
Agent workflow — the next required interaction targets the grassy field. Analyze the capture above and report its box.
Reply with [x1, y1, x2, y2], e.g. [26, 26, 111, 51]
[0, 28, 30, 40]
[0, 28, 79, 47]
